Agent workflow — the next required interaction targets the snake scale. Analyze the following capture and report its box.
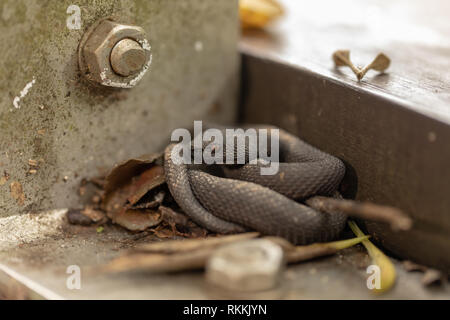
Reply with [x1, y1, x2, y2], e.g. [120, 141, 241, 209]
[164, 126, 347, 244]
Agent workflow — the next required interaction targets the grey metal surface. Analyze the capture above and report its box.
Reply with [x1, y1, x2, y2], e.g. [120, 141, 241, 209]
[0, 0, 239, 217]
[0, 210, 449, 299]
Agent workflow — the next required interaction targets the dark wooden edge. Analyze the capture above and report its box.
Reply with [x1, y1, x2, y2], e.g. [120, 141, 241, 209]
[239, 52, 450, 272]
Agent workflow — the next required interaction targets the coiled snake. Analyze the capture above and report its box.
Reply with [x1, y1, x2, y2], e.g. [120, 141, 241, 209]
[164, 126, 347, 245]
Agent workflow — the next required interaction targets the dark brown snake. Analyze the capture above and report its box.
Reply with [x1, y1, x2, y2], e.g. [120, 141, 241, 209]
[164, 126, 347, 245]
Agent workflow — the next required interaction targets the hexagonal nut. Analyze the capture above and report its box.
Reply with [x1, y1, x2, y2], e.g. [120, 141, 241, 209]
[78, 19, 152, 88]
[205, 239, 285, 292]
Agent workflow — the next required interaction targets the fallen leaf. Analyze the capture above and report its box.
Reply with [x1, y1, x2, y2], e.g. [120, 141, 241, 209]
[155, 206, 209, 239]
[127, 166, 165, 205]
[103, 153, 163, 196]
[152, 225, 180, 239]
[240, 0, 283, 29]
[130, 191, 165, 210]
[113, 209, 162, 232]
[348, 220, 396, 294]
[159, 205, 190, 227]
[102, 153, 164, 219]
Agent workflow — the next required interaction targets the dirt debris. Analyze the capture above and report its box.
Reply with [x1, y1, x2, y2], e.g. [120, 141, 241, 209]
[67, 209, 95, 226]
[0, 171, 9, 186]
[402, 260, 448, 286]
[10, 181, 25, 206]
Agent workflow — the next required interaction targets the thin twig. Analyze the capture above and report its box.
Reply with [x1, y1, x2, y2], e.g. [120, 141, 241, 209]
[306, 196, 412, 231]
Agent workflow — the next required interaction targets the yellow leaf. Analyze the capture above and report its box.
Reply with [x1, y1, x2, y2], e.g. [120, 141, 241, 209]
[348, 220, 396, 293]
[240, 0, 283, 29]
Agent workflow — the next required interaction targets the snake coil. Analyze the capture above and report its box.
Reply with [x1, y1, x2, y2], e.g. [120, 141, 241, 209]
[164, 126, 347, 244]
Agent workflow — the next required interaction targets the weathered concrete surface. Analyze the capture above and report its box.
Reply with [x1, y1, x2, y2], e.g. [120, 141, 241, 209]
[0, 0, 239, 216]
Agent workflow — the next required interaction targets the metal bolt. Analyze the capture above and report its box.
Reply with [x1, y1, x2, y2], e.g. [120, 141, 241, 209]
[205, 239, 285, 292]
[78, 19, 151, 88]
[110, 39, 147, 77]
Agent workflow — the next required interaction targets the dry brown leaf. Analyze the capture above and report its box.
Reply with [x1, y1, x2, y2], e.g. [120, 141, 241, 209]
[103, 153, 163, 196]
[113, 209, 162, 232]
[152, 225, 180, 239]
[130, 191, 165, 210]
[157, 205, 208, 238]
[102, 153, 164, 219]
[159, 205, 190, 226]
[127, 166, 165, 205]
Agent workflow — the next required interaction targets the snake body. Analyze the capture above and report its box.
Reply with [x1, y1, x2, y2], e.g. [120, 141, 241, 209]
[164, 127, 347, 244]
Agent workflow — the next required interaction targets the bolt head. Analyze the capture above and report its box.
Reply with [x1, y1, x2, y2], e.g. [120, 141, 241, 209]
[205, 239, 285, 292]
[79, 19, 151, 88]
[110, 39, 147, 77]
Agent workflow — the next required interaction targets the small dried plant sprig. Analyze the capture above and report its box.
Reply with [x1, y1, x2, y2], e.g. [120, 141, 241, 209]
[333, 50, 390, 81]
